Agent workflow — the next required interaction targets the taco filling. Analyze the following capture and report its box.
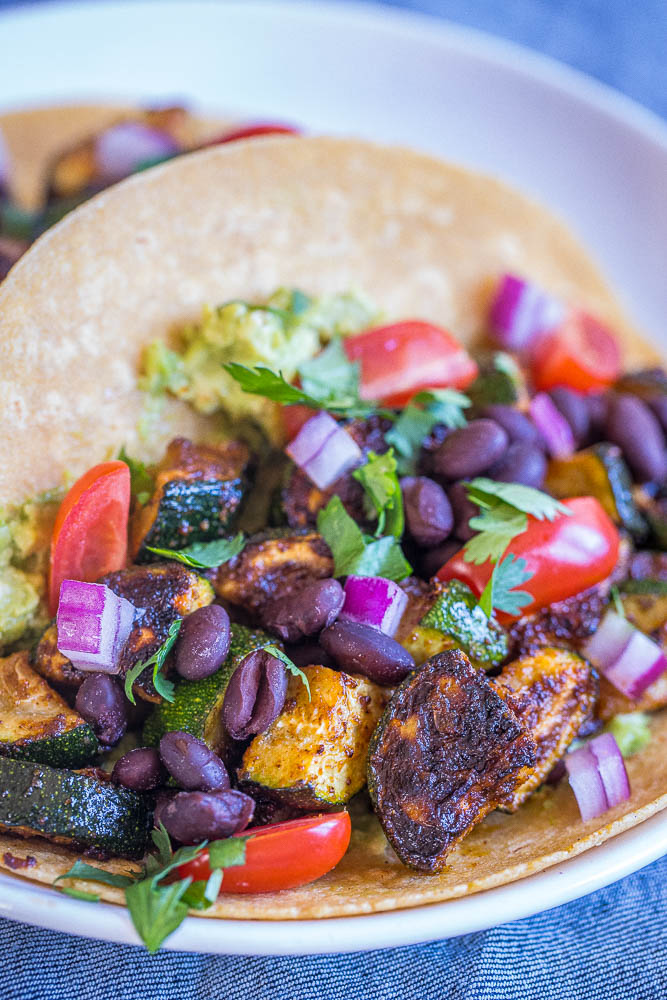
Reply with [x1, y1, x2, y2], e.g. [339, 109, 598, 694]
[0, 136, 665, 951]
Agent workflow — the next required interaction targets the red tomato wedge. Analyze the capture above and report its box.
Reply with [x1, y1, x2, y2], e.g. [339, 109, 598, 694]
[343, 321, 478, 407]
[205, 123, 301, 146]
[437, 496, 620, 622]
[281, 403, 318, 440]
[48, 461, 131, 615]
[177, 812, 351, 894]
[531, 310, 621, 394]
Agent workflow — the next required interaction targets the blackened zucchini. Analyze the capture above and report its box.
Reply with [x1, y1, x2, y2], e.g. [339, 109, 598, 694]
[367, 650, 536, 872]
[211, 528, 333, 614]
[238, 665, 388, 811]
[0, 758, 152, 857]
[142, 624, 272, 760]
[545, 443, 648, 541]
[0, 653, 98, 767]
[466, 352, 527, 409]
[131, 437, 251, 560]
[33, 563, 214, 702]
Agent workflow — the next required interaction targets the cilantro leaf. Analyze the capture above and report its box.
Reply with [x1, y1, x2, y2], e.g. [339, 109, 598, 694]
[464, 505, 528, 564]
[386, 389, 470, 474]
[316, 496, 411, 581]
[60, 887, 101, 903]
[263, 644, 311, 698]
[478, 554, 533, 618]
[353, 450, 404, 537]
[125, 876, 192, 953]
[117, 446, 154, 505]
[224, 359, 378, 418]
[610, 585, 626, 618]
[208, 835, 250, 871]
[124, 619, 182, 705]
[147, 533, 245, 569]
[297, 337, 360, 402]
[55, 861, 136, 890]
[466, 478, 570, 522]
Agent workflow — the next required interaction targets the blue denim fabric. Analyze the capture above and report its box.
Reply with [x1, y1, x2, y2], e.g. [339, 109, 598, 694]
[0, 1, 665, 996]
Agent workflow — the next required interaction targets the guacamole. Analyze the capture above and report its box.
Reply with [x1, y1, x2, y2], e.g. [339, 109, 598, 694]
[0, 498, 56, 650]
[140, 288, 379, 437]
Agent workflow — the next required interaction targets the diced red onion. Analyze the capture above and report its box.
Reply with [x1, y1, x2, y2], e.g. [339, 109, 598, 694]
[286, 412, 362, 489]
[56, 580, 136, 674]
[489, 274, 566, 352]
[565, 745, 609, 822]
[583, 609, 667, 699]
[340, 576, 409, 637]
[529, 392, 575, 458]
[589, 732, 630, 808]
[285, 411, 339, 467]
[95, 122, 179, 183]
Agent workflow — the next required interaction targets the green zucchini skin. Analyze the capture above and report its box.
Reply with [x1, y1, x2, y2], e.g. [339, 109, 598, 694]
[139, 477, 246, 556]
[0, 758, 152, 858]
[418, 580, 508, 667]
[1, 725, 98, 769]
[142, 624, 274, 760]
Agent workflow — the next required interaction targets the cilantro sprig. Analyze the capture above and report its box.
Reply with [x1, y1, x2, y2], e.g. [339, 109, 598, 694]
[264, 644, 311, 698]
[124, 619, 182, 705]
[477, 554, 533, 618]
[353, 449, 404, 538]
[147, 533, 246, 569]
[316, 495, 411, 581]
[386, 389, 471, 475]
[118, 446, 154, 506]
[55, 825, 249, 952]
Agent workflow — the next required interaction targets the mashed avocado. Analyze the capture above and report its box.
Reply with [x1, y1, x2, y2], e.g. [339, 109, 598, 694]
[0, 498, 57, 650]
[140, 288, 379, 438]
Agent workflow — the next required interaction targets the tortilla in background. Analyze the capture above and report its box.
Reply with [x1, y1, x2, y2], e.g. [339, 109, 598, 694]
[0, 136, 664, 917]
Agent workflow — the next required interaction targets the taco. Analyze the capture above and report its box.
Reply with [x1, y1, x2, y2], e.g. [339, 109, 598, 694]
[0, 136, 665, 948]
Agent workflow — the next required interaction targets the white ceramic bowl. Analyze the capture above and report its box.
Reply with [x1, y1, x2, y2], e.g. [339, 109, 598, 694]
[0, 0, 666, 953]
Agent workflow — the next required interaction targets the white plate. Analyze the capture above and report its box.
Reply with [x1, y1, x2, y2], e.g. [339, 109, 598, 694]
[1, 0, 666, 954]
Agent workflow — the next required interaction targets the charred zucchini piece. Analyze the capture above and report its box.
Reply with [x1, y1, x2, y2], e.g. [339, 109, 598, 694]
[142, 624, 272, 760]
[491, 647, 597, 811]
[0, 653, 98, 767]
[637, 492, 667, 550]
[0, 757, 152, 857]
[33, 564, 214, 702]
[210, 528, 333, 614]
[131, 437, 251, 560]
[397, 579, 507, 668]
[238, 665, 388, 811]
[367, 650, 536, 872]
[545, 443, 648, 541]
[620, 587, 667, 634]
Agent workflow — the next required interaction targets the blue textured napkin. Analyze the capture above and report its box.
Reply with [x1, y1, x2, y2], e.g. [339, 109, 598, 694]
[0, 0, 666, 996]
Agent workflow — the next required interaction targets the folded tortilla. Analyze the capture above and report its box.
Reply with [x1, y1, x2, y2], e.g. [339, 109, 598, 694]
[0, 135, 664, 918]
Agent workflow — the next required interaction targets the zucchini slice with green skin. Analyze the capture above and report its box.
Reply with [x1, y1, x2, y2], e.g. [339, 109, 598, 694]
[0, 653, 98, 768]
[33, 563, 214, 702]
[396, 579, 508, 668]
[131, 437, 252, 561]
[142, 624, 273, 759]
[238, 665, 389, 812]
[367, 650, 536, 872]
[0, 758, 152, 858]
[545, 443, 648, 541]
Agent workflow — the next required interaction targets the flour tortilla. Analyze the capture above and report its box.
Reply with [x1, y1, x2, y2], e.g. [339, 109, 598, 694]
[0, 136, 664, 918]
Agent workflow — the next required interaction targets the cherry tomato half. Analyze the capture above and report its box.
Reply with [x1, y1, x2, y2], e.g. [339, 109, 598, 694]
[344, 321, 478, 407]
[177, 812, 351, 894]
[205, 123, 301, 146]
[48, 461, 130, 615]
[438, 496, 620, 622]
[531, 310, 621, 394]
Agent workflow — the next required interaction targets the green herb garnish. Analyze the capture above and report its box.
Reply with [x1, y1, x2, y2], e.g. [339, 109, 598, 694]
[385, 389, 471, 475]
[420, 580, 508, 666]
[478, 553, 533, 618]
[147, 533, 246, 569]
[56, 824, 248, 952]
[316, 495, 411, 581]
[124, 619, 182, 705]
[353, 449, 404, 538]
[463, 479, 570, 565]
[263, 644, 311, 698]
[117, 446, 155, 506]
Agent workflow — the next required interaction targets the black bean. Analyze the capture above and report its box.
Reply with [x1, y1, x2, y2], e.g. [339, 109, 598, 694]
[75, 674, 127, 746]
[447, 481, 479, 542]
[319, 620, 415, 685]
[160, 789, 255, 845]
[174, 604, 231, 681]
[548, 387, 591, 446]
[260, 579, 344, 643]
[481, 404, 545, 449]
[488, 442, 547, 488]
[649, 396, 667, 436]
[159, 730, 230, 791]
[153, 789, 177, 830]
[418, 540, 462, 579]
[605, 394, 667, 482]
[433, 419, 509, 480]
[400, 477, 453, 547]
[587, 393, 608, 441]
[222, 649, 288, 740]
[111, 747, 165, 791]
